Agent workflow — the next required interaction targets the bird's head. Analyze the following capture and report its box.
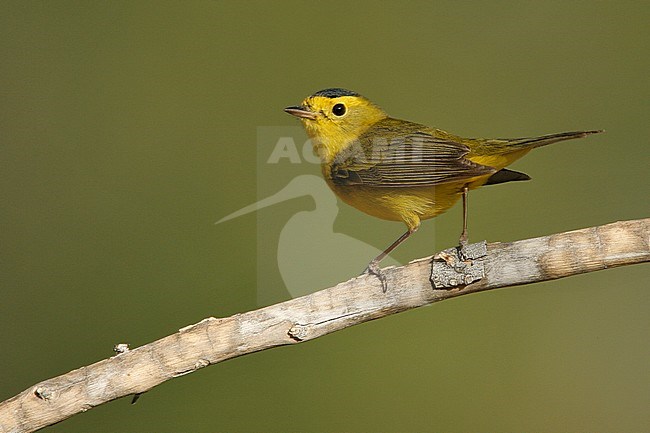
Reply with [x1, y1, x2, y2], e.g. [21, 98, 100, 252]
[285, 88, 387, 163]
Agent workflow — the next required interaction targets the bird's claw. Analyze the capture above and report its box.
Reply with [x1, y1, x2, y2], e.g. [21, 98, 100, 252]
[458, 230, 469, 249]
[363, 262, 388, 293]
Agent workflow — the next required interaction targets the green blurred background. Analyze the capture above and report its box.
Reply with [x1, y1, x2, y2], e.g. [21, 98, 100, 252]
[2, 1, 648, 431]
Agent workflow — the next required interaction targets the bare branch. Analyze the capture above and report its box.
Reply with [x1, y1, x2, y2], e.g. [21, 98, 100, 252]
[1, 219, 648, 433]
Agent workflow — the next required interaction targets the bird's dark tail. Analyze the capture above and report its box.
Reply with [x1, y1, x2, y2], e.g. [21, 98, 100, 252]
[501, 130, 604, 149]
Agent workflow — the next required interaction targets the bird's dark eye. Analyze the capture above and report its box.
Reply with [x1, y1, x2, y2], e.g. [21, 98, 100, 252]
[332, 103, 346, 116]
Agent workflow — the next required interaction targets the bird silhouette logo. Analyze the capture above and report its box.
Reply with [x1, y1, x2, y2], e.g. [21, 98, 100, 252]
[217, 174, 401, 299]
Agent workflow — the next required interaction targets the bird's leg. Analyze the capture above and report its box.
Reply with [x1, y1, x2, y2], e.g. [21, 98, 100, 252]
[458, 186, 469, 247]
[364, 228, 415, 292]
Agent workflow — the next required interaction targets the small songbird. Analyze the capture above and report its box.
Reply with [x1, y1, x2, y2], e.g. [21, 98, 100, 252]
[285, 88, 601, 284]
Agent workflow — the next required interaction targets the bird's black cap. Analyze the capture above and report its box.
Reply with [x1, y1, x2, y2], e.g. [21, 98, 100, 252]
[312, 88, 360, 98]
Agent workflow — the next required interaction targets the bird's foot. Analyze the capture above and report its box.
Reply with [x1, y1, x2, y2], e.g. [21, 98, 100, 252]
[363, 261, 388, 293]
[458, 231, 469, 249]
[457, 231, 472, 261]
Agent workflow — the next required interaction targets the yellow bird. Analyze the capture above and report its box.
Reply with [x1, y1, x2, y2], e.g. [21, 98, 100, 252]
[285, 88, 601, 281]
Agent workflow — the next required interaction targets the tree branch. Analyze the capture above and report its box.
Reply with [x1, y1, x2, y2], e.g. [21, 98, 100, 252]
[1, 218, 648, 433]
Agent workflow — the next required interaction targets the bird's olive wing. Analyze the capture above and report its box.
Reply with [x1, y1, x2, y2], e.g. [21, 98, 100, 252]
[330, 131, 495, 187]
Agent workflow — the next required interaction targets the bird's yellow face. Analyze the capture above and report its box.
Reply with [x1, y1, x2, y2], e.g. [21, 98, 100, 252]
[285, 88, 387, 163]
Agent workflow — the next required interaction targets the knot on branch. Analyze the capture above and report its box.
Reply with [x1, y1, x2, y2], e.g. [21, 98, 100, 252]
[288, 324, 311, 341]
[431, 241, 487, 288]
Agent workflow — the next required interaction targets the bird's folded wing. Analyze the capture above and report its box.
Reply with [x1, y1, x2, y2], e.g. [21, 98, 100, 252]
[330, 131, 495, 188]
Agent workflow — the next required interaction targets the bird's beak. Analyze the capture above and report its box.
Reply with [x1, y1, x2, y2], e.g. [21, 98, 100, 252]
[284, 105, 318, 120]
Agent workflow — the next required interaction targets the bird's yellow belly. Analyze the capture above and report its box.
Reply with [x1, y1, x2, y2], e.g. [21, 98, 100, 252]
[328, 181, 472, 230]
